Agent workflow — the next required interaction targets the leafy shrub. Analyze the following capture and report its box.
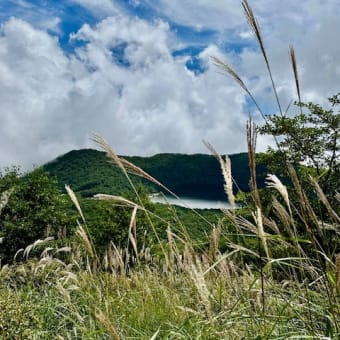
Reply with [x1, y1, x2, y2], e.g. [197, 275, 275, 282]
[0, 167, 72, 263]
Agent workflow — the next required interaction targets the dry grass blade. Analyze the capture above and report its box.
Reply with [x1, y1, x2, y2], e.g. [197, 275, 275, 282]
[289, 45, 301, 105]
[208, 225, 221, 262]
[227, 242, 260, 258]
[309, 175, 340, 222]
[65, 186, 99, 266]
[286, 165, 327, 267]
[188, 262, 212, 318]
[14, 248, 24, 262]
[236, 214, 257, 234]
[211, 56, 266, 122]
[166, 225, 183, 270]
[94, 194, 172, 229]
[0, 188, 14, 215]
[242, 0, 266, 60]
[40, 247, 54, 258]
[119, 158, 164, 188]
[93, 134, 162, 188]
[263, 216, 281, 235]
[266, 174, 292, 216]
[247, 119, 261, 208]
[128, 205, 138, 259]
[242, 0, 282, 115]
[55, 246, 72, 254]
[203, 249, 239, 275]
[92, 134, 125, 172]
[203, 140, 235, 209]
[211, 56, 248, 93]
[65, 185, 85, 224]
[109, 241, 126, 274]
[287, 165, 305, 211]
[76, 222, 94, 258]
[287, 165, 320, 232]
[336, 192, 340, 202]
[94, 194, 141, 209]
[95, 309, 120, 340]
[272, 197, 295, 238]
[253, 207, 270, 259]
[23, 237, 54, 260]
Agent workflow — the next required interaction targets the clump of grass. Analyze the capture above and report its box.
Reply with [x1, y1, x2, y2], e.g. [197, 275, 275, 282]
[0, 206, 339, 338]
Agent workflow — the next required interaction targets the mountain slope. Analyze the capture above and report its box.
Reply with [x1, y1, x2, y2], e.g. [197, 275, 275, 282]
[44, 149, 266, 199]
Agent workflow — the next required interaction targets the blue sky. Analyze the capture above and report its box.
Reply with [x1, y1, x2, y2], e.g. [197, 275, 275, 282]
[0, 0, 339, 169]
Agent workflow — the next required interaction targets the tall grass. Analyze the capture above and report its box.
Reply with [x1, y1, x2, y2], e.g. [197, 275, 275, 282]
[0, 0, 339, 338]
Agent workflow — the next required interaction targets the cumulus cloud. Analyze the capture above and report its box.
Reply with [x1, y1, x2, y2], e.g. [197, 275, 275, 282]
[140, 0, 340, 104]
[0, 0, 339, 170]
[0, 18, 76, 166]
[66, 16, 251, 156]
[0, 14, 249, 169]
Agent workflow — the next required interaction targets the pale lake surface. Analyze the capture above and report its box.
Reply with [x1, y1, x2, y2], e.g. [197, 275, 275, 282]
[150, 194, 234, 210]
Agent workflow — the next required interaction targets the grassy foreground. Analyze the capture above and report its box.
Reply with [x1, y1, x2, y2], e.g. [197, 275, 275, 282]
[0, 270, 337, 339]
[1, 240, 339, 339]
[0, 234, 339, 339]
[0, 148, 339, 339]
[0, 137, 339, 339]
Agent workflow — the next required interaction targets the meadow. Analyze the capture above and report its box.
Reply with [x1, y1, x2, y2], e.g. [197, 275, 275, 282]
[1, 138, 339, 338]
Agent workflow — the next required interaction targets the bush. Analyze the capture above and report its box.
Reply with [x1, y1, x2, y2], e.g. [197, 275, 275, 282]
[0, 167, 71, 263]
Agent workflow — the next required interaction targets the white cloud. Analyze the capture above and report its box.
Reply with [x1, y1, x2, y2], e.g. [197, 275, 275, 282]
[0, 0, 339, 170]
[70, 0, 121, 17]
[0, 18, 77, 167]
[71, 16, 173, 65]
[0, 0, 62, 34]
[143, 0, 243, 31]
[140, 0, 340, 104]
[0, 15, 249, 169]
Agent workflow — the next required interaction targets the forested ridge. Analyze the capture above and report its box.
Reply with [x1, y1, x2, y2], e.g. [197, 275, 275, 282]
[44, 148, 267, 199]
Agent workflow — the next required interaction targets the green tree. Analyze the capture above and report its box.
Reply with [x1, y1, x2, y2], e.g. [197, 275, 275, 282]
[258, 93, 339, 199]
[0, 167, 71, 263]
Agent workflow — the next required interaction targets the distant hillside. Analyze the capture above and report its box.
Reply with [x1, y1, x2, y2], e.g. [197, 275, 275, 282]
[44, 149, 266, 199]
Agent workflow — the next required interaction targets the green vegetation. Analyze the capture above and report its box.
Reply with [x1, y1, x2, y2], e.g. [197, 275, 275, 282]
[77, 187, 215, 255]
[44, 148, 148, 198]
[1, 1, 339, 338]
[44, 149, 266, 200]
[0, 167, 72, 264]
[1, 126, 338, 338]
[259, 93, 339, 203]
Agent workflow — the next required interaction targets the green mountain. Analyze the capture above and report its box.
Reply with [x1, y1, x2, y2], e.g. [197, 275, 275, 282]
[44, 149, 266, 200]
